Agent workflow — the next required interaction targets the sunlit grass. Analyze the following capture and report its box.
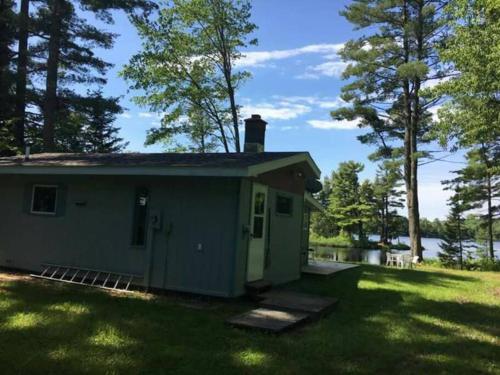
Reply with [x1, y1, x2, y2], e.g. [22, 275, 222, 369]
[234, 349, 270, 367]
[5, 312, 45, 329]
[0, 266, 498, 374]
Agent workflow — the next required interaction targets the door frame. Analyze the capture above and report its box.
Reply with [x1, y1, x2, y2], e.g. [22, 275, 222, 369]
[246, 183, 268, 282]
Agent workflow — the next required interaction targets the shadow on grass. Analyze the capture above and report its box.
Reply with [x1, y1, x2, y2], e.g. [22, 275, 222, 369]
[0, 266, 498, 374]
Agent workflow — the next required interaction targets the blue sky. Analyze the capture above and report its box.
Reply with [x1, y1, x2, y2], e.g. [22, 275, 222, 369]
[92, 0, 464, 219]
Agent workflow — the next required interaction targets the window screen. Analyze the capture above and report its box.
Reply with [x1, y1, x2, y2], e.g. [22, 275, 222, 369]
[31, 185, 58, 214]
[276, 195, 293, 215]
[131, 188, 149, 246]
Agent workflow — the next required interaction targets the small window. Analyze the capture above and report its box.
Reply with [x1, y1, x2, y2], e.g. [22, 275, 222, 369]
[131, 188, 149, 246]
[31, 185, 58, 215]
[276, 195, 293, 215]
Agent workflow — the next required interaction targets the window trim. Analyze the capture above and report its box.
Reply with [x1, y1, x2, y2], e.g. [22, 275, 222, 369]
[30, 184, 58, 215]
[130, 187, 149, 248]
[275, 194, 293, 216]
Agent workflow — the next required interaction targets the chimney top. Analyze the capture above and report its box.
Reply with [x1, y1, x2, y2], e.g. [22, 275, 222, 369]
[244, 114, 267, 153]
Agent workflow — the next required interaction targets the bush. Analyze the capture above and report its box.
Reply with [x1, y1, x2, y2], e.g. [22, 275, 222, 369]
[310, 233, 379, 249]
[464, 258, 500, 272]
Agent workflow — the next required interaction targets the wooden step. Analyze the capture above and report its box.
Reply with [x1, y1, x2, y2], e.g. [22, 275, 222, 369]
[259, 290, 339, 319]
[227, 308, 309, 333]
[245, 279, 272, 295]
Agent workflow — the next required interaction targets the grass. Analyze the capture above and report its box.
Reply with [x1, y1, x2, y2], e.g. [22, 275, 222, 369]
[0, 266, 499, 374]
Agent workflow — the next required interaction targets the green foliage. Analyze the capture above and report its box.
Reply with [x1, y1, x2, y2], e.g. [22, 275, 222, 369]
[327, 161, 374, 238]
[433, 0, 500, 152]
[334, 0, 451, 259]
[0, 0, 17, 155]
[309, 233, 357, 248]
[0, 0, 153, 153]
[432, 0, 499, 260]
[122, 0, 257, 152]
[373, 159, 405, 242]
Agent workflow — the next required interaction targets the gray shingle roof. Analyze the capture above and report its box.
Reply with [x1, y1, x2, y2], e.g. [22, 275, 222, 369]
[0, 152, 304, 168]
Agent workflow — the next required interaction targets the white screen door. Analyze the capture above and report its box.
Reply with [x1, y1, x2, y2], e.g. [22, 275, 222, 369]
[246, 183, 268, 282]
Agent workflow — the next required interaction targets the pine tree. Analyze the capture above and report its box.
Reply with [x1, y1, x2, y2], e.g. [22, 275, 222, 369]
[332, 0, 451, 260]
[438, 182, 470, 269]
[453, 148, 499, 260]
[373, 160, 405, 243]
[434, 0, 500, 260]
[0, 0, 17, 155]
[328, 161, 373, 238]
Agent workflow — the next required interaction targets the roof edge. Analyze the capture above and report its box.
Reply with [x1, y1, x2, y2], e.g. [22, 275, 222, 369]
[247, 152, 321, 178]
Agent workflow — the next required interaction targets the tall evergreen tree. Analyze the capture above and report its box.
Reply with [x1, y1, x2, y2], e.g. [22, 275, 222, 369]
[450, 148, 499, 259]
[33, 0, 154, 151]
[332, 0, 450, 260]
[328, 161, 373, 238]
[0, 0, 17, 155]
[438, 181, 471, 269]
[434, 0, 499, 260]
[13, 0, 30, 149]
[373, 160, 405, 243]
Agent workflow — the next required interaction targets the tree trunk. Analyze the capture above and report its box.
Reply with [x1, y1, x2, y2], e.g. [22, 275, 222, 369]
[402, 0, 423, 261]
[14, 0, 29, 149]
[486, 172, 494, 260]
[457, 215, 463, 270]
[43, 0, 63, 152]
[227, 84, 240, 152]
[0, 0, 12, 126]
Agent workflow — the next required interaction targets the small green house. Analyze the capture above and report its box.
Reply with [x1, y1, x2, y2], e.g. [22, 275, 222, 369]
[0, 115, 322, 297]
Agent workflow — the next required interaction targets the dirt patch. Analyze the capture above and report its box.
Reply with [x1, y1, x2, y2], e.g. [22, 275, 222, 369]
[0, 271, 33, 282]
[492, 287, 500, 298]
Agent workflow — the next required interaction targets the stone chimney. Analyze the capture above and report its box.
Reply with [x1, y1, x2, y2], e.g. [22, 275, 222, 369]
[244, 114, 267, 153]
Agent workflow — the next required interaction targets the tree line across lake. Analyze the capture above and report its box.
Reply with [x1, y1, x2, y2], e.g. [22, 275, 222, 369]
[311, 160, 500, 245]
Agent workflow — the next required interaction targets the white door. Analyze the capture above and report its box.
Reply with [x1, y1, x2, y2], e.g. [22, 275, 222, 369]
[246, 183, 268, 282]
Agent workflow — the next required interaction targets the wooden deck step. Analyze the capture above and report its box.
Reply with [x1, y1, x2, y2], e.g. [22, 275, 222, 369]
[227, 308, 309, 333]
[302, 262, 359, 277]
[259, 290, 338, 319]
[245, 279, 272, 296]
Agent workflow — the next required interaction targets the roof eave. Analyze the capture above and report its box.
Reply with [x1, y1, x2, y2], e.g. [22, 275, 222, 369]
[247, 153, 321, 179]
[0, 166, 248, 177]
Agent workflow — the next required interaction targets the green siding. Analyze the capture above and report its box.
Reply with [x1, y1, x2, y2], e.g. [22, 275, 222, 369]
[0, 175, 240, 297]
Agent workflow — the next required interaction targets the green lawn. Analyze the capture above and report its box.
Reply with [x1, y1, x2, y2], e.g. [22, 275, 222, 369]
[0, 266, 499, 374]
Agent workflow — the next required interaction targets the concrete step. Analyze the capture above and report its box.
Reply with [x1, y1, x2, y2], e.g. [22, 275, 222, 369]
[227, 307, 309, 333]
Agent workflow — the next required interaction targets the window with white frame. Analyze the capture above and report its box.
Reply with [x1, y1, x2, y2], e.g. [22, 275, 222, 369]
[31, 185, 58, 215]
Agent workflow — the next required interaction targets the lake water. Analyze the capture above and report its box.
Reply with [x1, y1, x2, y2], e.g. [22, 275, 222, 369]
[311, 236, 500, 265]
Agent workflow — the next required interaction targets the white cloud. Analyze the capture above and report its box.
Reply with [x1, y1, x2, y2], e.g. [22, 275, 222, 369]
[421, 75, 452, 90]
[428, 105, 443, 121]
[139, 112, 155, 118]
[236, 43, 344, 68]
[297, 61, 349, 79]
[241, 102, 311, 121]
[307, 119, 359, 130]
[317, 98, 346, 109]
[418, 182, 452, 220]
[119, 112, 132, 119]
[272, 95, 346, 109]
[280, 125, 299, 131]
